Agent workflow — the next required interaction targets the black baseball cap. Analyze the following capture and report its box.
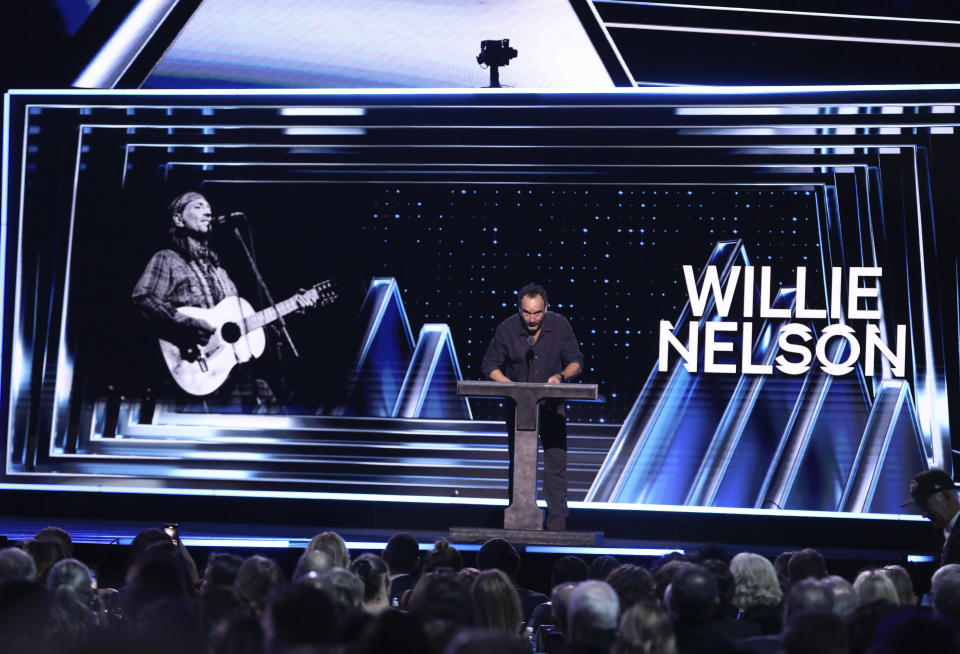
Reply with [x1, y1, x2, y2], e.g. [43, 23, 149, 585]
[903, 468, 957, 506]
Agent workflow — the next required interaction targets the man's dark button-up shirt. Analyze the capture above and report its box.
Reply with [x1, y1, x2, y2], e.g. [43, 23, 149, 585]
[481, 311, 583, 383]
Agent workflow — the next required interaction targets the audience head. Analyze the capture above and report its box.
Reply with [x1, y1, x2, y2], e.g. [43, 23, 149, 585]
[606, 564, 656, 612]
[456, 566, 481, 588]
[408, 571, 473, 625]
[36, 526, 73, 554]
[729, 552, 782, 611]
[264, 582, 339, 653]
[202, 552, 244, 589]
[551, 555, 588, 588]
[350, 553, 391, 611]
[653, 559, 687, 602]
[293, 549, 333, 581]
[568, 580, 620, 643]
[821, 575, 858, 618]
[236, 555, 282, 615]
[853, 569, 899, 606]
[787, 548, 827, 584]
[784, 578, 833, 619]
[931, 566, 960, 625]
[588, 555, 621, 580]
[471, 568, 522, 635]
[356, 609, 430, 654]
[0, 580, 51, 654]
[382, 532, 420, 575]
[46, 558, 99, 642]
[310, 567, 364, 614]
[24, 538, 67, 583]
[881, 564, 918, 606]
[423, 538, 462, 573]
[208, 614, 264, 654]
[477, 538, 521, 579]
[613, 602, 678, 654]
[847, 599, 898, 654]
[307, 531, 350, 569]
[550, 582, 578, 633]
[0, 547, 37, 583]
[665, 563, 718, 624]
[124, 541, 192, 624]
[443, 627, 531, 654]
[127, 528, 173, 571]
[781, 610, 848, 654]
[870, 607, 958, 654]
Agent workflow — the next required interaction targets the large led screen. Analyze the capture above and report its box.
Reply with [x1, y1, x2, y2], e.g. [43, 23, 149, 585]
[2, 88, 955, 518]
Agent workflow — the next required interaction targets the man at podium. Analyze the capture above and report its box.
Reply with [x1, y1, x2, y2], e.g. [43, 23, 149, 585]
[481, 283, 584, 530]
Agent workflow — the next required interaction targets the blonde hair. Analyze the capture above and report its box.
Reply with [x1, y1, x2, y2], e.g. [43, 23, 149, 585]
[613, 603, 678, 654]
[853, 569, 899, 606]
[730, 552, 782, 610]
[472, 569, 522, 635]
[881, 565, 917, 606]
[307, 531, 350, 569]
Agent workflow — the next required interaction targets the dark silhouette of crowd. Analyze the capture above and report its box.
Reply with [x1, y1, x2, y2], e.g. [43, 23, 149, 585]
[1, 526, 958, 654]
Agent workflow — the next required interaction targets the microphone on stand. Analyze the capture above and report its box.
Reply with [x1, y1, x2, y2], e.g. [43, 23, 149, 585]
[214, 211, 246, 228]
[525, 335, 535, 381]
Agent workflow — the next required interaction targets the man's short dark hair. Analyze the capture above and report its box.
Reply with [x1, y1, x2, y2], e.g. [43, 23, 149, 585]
[606, 564, 656, 611]
[788, 548, 827, 584]
[551, 555, 588, 588]
[782, 611, 848, 654]
[477, 538, 521, 578]
[785, 578, 833, 618]
[383, 533, 419, 573]
[517, 283, 547, 306]
[667, 563, 718, 623]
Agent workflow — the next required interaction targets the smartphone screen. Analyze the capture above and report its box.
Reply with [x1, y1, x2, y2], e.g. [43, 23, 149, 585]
[164, 523, 179, 546]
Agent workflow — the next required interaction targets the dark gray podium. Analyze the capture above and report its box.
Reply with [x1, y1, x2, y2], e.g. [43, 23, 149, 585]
[450, 380, 602, 546]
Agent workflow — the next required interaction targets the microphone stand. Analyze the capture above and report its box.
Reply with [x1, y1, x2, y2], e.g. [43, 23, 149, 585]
[228, 223, 300, 358]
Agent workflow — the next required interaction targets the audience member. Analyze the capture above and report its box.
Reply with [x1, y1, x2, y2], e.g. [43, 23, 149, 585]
[781, 611, 848, 654]
[356, 609, 430, 654]
[783, 578, 833, 617]
[931, 565, 960, 626]
[235, 555, 282, 618]
[787, 549, 827, 584]
[307, 530, 350, 568]
[293, 548, 333, 580]
[0, 580, 50, 654]
[606, 564, 656, 613]
[208, 614, 265, 654]
[853, 569, 899, 606]
[472, 568, 524, 637]
[45, 558, 101, 645]
[383, 532, 420, 606]
[423, 538, 463, 573]
[880, 564, 918, 606]
[654, 559, 688, 602]
[869, 607, 958, 654]
[821, 575, 858, 618]
[847, 599, 897, 654]
[665, 563, 735, 654]
[729, 552, 782, 635]
[443, 627, 532, 654]
[351, 552, 392, 615]
[36, 526, 74, 556]
[567, 579, 620, 652]
[477, 537, 547, 623]
[311, 567, 364, 615]
[263, 582, 339, 654]
[0, 546, 37, 583]
[202, 552, 244, 589]
[23, 537, 66, 583]
[613, 602, 678, 654]
[552, 555, 589, 587]
[588, 555, 621, 581]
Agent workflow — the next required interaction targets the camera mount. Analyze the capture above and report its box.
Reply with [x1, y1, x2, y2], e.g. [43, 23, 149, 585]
[477, 39, 518, 88]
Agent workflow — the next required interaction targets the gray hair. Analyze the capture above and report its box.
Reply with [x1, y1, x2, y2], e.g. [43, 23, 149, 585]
[568, 580, 620, 640]
[730, 552, 782, 611]
[821, 575, 858, 618]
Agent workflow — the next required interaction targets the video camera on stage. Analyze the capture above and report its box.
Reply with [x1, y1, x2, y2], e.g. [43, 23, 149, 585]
[477, 39, 518, 68]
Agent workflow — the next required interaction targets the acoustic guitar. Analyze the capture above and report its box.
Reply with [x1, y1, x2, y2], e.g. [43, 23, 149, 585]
[159, 280, 337, 396]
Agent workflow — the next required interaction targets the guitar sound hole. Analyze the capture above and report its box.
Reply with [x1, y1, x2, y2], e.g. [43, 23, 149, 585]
[221, 322, 241, 344]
